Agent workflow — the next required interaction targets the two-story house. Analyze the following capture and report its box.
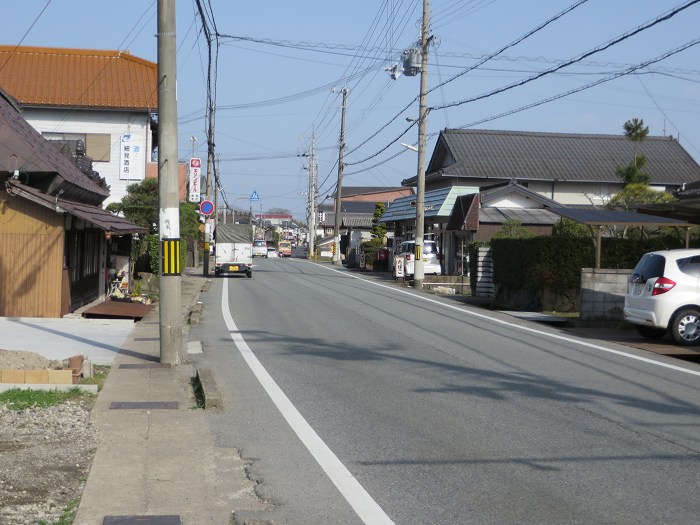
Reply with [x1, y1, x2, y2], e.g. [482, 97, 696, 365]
[0, 45, 187, 206]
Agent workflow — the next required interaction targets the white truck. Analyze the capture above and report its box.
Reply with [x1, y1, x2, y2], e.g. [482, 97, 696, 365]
[214, 224, 254, 278]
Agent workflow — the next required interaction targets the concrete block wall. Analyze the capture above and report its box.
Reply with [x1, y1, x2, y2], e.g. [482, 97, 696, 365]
[580, 268, 632, 321]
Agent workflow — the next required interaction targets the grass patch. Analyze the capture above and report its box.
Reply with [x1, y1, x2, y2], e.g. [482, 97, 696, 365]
[78, 365, 110, 391]
[38, 497, 79, 525]
[0, 388, 95, 411]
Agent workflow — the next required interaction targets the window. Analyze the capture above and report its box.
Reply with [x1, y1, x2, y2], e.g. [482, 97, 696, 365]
[43, 132, 111, 162]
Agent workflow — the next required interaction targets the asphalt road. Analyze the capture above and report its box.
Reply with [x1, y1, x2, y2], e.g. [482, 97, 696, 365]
[190, 258, 700, 525]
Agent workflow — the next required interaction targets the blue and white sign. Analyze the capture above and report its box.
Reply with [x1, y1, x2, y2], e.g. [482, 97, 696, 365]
[250, 190, 260, 202]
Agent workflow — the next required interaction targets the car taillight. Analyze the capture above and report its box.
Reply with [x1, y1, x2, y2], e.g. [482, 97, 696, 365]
[405, 253, 411, 261]
[652, 276, 676, 295]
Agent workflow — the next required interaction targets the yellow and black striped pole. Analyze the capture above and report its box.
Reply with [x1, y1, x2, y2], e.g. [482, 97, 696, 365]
[161, 238, 181, 275]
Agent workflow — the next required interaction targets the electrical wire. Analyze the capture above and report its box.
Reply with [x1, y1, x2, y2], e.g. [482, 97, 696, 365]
[433, 0, 700, 111]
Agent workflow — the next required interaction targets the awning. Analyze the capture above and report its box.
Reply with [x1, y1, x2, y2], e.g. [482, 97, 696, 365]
[379, 186, 478, 223]
[6, 180, 146, 235]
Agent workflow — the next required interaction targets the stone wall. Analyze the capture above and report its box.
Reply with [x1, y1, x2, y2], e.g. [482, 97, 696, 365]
[580, 268, 631, 321]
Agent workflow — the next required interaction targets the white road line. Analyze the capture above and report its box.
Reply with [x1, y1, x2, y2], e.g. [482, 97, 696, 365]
[221, 281, 395, 525]
[305, 261, 700, 378]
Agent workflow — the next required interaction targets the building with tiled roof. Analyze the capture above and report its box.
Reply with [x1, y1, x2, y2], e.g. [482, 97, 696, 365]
[0, 45, 160, 206]
[403, 128, 700, 206]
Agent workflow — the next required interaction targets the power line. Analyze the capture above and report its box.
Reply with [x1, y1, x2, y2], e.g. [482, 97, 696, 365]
[433, 0, 700, 111]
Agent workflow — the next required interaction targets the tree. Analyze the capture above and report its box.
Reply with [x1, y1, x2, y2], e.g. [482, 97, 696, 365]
[371, 202, 387, 239]
[616, 118, 651, 185]
[107, 178, 159, 232]
[607, 183, 674, 211]
[552, 218, 592, 238]
[492, 219, 533, 239]
[108, 178, 201, 273]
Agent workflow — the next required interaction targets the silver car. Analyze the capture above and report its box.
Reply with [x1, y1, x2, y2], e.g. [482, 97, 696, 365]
[393, 240, 441, 279]
[624, 249, 700, 345]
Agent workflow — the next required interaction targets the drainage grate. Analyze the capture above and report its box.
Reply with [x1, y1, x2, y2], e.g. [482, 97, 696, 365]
[103, 517, 181, 525]
[110, 401, 178, 410]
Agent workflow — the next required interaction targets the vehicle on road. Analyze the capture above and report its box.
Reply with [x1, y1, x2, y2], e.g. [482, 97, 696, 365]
[624, 249, 700, 345]
[267, 247, 278, 258]
[393, 240, 441, 279]
[214, 224, 254, 278]
[252, 239, 268, 258]
[278, 240, 292, 257]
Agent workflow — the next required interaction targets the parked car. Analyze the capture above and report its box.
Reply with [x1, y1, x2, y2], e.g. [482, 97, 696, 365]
[393, 240, 441, 279]
[252, 239, 268, 258]
[624, 249, 700, 345]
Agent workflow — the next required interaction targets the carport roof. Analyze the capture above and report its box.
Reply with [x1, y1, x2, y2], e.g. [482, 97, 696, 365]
[635, 199, 700, 225]
[547, 207, 693, 227]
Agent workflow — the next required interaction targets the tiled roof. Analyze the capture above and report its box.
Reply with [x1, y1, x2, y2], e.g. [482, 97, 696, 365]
[0, 46, 157, 110]
[340, 186, 405, 197]
[0, 88, 109, 204]
[405, 129, 700, 186]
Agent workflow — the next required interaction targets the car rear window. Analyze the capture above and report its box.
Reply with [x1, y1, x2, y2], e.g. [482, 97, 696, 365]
[254, 240, 266, 246]
[630, 253, 665, 283]
[677, 256, 700, 278]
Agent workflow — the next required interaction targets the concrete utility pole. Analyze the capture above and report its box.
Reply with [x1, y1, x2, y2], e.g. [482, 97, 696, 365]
[308, 133, 317, 258]
[157, 0, 181, 365]
[203, 115, 215, 277]
[333, 87, 348, 265]
[414, 0, 430, 290]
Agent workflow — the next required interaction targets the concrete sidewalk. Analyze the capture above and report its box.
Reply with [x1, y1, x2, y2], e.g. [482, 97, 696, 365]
[73, 270, 262, 525]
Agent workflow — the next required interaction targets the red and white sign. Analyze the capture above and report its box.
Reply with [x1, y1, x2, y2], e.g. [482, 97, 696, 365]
[199, 200, 214, 216]
[188, 158, 202, 202]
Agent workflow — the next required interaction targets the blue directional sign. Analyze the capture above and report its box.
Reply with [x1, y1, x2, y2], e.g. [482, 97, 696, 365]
[250, 190, 260, 202]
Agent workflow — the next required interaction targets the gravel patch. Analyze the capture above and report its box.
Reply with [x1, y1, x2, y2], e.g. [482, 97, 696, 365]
[0, 350, 100, 525]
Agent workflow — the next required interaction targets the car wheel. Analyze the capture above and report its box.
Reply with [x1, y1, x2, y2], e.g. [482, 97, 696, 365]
[247, 271, 253, 278]
[635, 325, 667, 340]
[671, 308, 700, 345]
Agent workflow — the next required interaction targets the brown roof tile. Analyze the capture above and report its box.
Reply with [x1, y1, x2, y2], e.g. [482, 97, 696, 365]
[0, 46, 157, 110]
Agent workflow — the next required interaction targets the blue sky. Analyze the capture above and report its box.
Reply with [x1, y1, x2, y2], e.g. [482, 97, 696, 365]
[7, 1, 700, 220]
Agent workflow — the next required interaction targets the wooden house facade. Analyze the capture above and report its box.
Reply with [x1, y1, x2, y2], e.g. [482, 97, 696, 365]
[0, 89, 144, 318]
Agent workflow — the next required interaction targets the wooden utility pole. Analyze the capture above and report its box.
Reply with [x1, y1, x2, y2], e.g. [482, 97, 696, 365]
[333, 88, 348, 265]
[157, 0, 181, 364]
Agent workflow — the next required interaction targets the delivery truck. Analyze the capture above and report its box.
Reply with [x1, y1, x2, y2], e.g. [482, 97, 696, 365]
[214, 224, 254, 278]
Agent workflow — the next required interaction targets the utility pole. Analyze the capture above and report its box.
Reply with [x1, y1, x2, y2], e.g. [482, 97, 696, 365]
[414, 0, 430, 290]
[333, 87, 348, 265]
[308, 133, 317, 259]
[214, 153, 220, 233]
[157, 0, 181, 365]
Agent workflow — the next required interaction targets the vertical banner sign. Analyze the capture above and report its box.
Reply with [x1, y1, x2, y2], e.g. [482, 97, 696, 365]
[119, 134, 132, 180]
[189, 158, 202, 202]
[161, 239, 181, 276]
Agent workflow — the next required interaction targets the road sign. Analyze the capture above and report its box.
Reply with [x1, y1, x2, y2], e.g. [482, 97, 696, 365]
[199, 200, 214, 216]
[188, 158, 202, 202]
[250, 190, 260, 202]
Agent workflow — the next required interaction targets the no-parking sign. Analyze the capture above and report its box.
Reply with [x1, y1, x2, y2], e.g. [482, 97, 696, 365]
[199, 200, 214, 216]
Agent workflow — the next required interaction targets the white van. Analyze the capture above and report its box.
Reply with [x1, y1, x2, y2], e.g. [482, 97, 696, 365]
[393, 240, 441, 279]
[252, 239, 268, 258]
